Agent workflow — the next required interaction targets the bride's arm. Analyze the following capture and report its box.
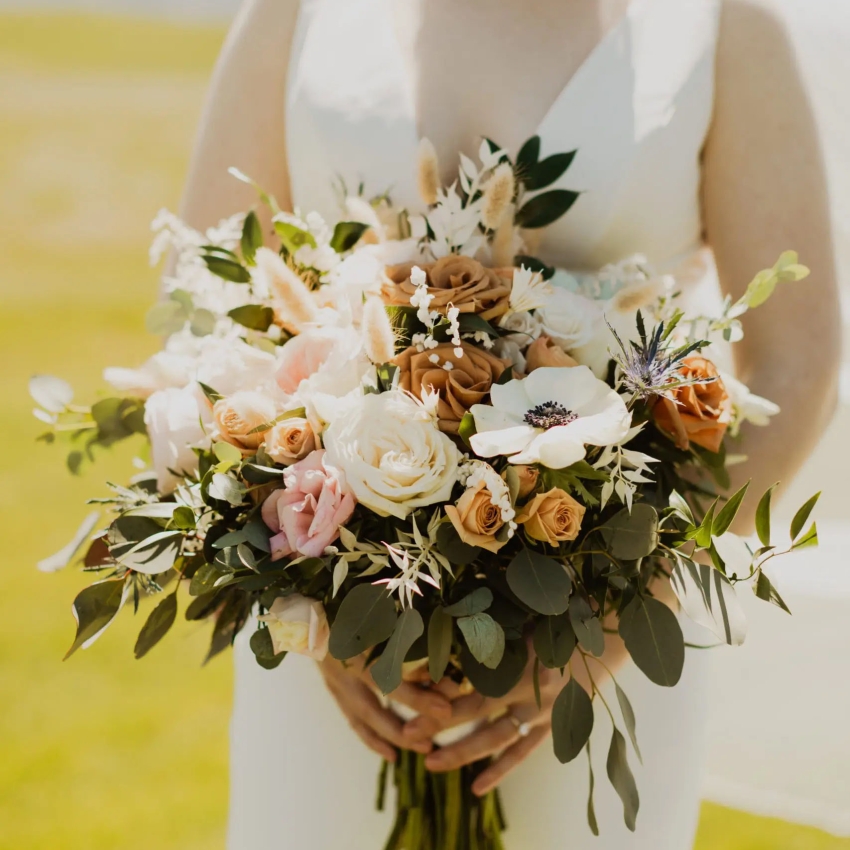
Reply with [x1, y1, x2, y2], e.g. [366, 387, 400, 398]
[178, 0, 299, 230]
[702, 0, 842, 528]
[416, 0, 842, 790]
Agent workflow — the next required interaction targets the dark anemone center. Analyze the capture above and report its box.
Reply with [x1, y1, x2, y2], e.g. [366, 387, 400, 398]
[523, 401, 578, 429]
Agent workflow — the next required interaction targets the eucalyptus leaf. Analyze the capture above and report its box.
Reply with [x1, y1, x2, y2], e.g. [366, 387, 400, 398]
[618, 596, 685, 687]
[461, 638, 527, 698]
[615, 681, 642, 763]
[587, 745, 600, 836]
[428, 606, 454, 683]
[328, 584, 398, 661]
[134, 592, 177, 659]
[515, 189, 580, 229]
[532, 612, 576, 669]
[249, 627, 287, 669]
[457, 613, 505, 670]
[601, 504, 659, 560]
[569, 595, 605, 657]
[371, 608, 425, 694]
[443, 588, 493, 617]
[190, 308, 216, 337]
[607, 728, 640, 831]
[145, 300, 187, 335]
[506, 548, 572, 615]
[551, 678, 594, 764]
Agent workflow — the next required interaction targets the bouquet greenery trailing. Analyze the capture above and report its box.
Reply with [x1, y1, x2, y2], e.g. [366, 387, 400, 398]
[32, 135, 818, 847]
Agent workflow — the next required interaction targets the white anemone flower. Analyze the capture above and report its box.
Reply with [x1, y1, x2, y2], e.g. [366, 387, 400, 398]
[469, 366, 632, 469]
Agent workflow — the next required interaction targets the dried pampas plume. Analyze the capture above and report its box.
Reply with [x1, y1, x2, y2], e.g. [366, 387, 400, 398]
[361, 297, 397, 364]
[481, 162, 515, 231]
[491, 202, 517, 267]
[254, 247, 319, 333]
[417, 138, 440, 206]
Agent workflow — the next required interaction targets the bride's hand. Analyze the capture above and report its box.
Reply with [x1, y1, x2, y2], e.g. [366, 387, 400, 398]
[411, 657, 566, 796]
[319, 655, 453, 763]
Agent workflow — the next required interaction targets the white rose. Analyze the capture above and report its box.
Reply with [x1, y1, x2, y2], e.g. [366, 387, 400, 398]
[144, 386, 209, 494]
[323, 391, 460, 519]
[538, 287, 605, 351]
[257, 595, 329, 660]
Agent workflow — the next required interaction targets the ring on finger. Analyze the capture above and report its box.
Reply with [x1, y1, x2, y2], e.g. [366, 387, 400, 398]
[506, 712, 532, 738]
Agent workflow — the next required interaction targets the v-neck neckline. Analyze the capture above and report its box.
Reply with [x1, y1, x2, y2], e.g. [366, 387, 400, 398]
[388, 0, 648, 148]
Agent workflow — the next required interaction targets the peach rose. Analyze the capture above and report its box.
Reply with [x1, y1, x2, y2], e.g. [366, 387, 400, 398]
[263, 417, 317, 466]
[516, 487, 585, 545]
[261, 450, 356, 559]
[257, 595, 329, 661]
[652, 356, 732, 453]
[445, 480, 506, 553]
[213, 391, 276, 453]
[525, 335, 579, 372]
[275, 327, 345, 395]
[383, 256, 513, 322]
[512, 465, 540, 499]
[394, 341, 508, 434]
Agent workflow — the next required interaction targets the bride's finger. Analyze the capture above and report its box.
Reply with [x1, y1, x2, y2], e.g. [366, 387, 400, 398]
[470, 724, 550, 796]
[389, 681, 453, 721]
[354, 689, 433, 755]
[349, 719, 398, 763]
[424, 716, 519, 772]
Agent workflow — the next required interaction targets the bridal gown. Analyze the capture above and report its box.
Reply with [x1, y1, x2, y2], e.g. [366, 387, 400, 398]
[228, 0, 722, 846]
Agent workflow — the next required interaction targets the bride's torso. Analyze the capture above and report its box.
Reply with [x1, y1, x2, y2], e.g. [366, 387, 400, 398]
[285, 0, 721, 273]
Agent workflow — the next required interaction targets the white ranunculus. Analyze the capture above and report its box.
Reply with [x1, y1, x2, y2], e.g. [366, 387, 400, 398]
[196, 335, 281, 397]
[323, 391, 460, 519]
[470, 366, 631, 469]
[144, 385, 210, 494]
[537, 287, 605, 352]
[500, 310, 543, 347]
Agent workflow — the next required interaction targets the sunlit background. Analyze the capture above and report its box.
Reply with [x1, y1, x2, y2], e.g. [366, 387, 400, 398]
[1, 1, 848, 848]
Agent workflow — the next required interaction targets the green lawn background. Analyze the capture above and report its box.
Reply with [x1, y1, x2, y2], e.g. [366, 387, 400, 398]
[0, 12, 846, 849]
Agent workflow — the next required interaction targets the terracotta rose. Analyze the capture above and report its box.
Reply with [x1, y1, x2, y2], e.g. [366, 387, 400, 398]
[383, 256, 512, 322]
[395, 342, 508, 434]
[652, 356, 732, 453]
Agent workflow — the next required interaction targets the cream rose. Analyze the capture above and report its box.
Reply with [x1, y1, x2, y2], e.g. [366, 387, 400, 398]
[213, 391, 277, 453]
[257, 595, 329, 660]
[516, 487, 585, 544]
[445, 480, 506, 553]
[323, 391, 460, 519]
[263, 417, 316, 465]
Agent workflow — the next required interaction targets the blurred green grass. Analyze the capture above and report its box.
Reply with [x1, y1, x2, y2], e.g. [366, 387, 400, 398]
[0, 12, 847, 850]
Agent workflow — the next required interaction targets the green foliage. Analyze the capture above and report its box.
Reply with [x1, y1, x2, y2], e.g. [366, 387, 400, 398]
[532, 612, 576, 669]
[506, 548, 572, 615]
[457, 613, 505, 670]
[330, 220, 370, 253]
[713, 481, 750, 537]
[791, 492, 821, 542]
[619, 596, 685, 687]
[522, 151, 577, 191]
[249, 627, 287, 670]
[600, 504, 659, 560]
[274, 220, 316, 256]
[755, 484, 777, 547]
[371, 608, 424, 694]
[569, 595, 605, 657]
[442, 588, 492, 617]
[427, 607, 453, 683]
[607, 728, 640, 831]
[514, 189, 580, 229]
[328, 584, 398, 661]
[64, 578, 126, 660]
[240, 210, 263, 265]
[615, 681, 642, 763]
[227, 304, 274, 331]
[460, 637, 527, 698]
[134, 592, 177, 659]
[552, 678, 594, 764]
[754, 571, 791, 614]
[202, 254, 251, 283]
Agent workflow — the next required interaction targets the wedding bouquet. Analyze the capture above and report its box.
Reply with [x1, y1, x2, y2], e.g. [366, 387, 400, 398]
[33, 135, 819, 848]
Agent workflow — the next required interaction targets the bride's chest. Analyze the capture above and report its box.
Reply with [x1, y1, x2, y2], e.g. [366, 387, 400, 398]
[388, 0, 633, 177]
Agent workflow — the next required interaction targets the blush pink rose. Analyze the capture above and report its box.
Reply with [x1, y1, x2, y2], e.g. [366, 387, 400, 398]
[260, 450, 355, 560]
[276, 327, 344, 394]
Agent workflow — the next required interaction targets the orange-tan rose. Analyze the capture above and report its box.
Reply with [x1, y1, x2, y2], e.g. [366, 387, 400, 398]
[652, 356, 732, 452]
[525, 335, 579, 372]
[383, 256, 513, 322]
[394, 342, 508, 434]
[512, 465, 540, 499]
[445, 480, 506, 553]
[516, 487, 585, 544]
[213, 391, 276, 453]
[263, 416, 317, 465]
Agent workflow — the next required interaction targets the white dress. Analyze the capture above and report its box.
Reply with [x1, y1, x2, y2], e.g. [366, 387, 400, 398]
[228, 0, 722, 847]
